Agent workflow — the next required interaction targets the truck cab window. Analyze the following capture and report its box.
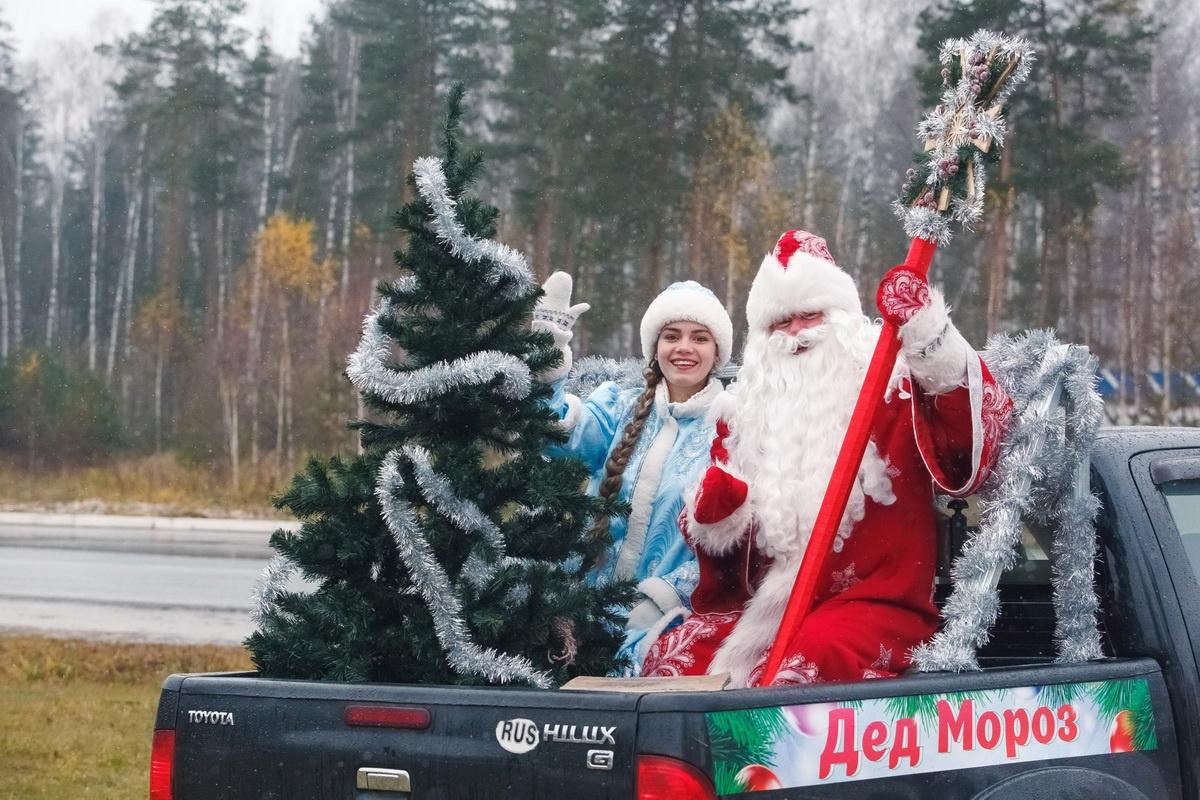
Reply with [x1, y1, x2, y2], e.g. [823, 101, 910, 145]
[936, 497, 1051, 586]
[1161, 479, 1200, 579]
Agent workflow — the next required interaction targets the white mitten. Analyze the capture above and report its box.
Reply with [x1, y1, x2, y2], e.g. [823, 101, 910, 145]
[533, 271, 590, 382]
[625, 597, 664, 632]
[624, 577, 684, 631]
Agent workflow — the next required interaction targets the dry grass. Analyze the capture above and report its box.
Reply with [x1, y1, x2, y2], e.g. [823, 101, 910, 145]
[0, 635, 254, 685]
[0, 635, 252, 800]
[0, 453, 290, 519]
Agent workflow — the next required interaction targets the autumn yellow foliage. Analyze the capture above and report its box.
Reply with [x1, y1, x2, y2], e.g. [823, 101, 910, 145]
[257, 213, 334, 299]
[691, 106, 791, 315]
[15, 350, 40, 383]
[135, 288, 187, 341]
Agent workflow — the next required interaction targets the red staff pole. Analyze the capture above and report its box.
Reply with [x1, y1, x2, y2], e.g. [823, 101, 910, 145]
[755, 236, 937, 687]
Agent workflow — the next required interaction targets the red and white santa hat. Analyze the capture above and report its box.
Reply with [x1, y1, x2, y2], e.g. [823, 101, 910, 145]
[745, 230, 862, 332]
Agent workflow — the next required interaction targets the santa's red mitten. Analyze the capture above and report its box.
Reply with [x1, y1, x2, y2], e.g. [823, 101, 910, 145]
[692, 465, 748, 525]
[875, 266, 931, 326]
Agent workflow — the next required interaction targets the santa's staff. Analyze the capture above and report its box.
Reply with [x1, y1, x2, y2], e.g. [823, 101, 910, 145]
[755, 30, 1035, 687]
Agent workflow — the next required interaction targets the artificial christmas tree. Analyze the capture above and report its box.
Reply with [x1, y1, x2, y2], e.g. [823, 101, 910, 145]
[246, 86, 632, 687]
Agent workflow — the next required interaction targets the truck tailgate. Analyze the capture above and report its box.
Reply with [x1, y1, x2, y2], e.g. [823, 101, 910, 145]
[166, 675, 639, 800]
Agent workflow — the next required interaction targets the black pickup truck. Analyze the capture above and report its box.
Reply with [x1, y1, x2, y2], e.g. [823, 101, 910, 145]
[150, 426, 1200, 799]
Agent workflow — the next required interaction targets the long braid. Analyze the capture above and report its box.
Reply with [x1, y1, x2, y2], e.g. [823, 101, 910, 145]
[590, 362, 663, 545]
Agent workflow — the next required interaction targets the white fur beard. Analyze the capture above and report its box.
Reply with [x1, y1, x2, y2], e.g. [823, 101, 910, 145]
[724, 315, 896, 561]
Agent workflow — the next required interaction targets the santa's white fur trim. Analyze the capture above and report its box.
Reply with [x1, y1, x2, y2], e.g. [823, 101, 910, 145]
[746, 250, 863, 332]
[558, 393, 583, 432]
[708, 556, 800, 687]
[899, 288, 971, 394]
[637, 576, 684, 615]
[684, 466, 753, 558]
[640, 281, 733, 369]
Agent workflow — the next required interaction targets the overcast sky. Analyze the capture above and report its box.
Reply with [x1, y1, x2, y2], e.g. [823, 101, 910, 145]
[5, 0, 327, 60]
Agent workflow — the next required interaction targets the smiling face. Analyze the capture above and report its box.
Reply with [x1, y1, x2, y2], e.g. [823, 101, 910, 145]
[656, 320, 717, 400]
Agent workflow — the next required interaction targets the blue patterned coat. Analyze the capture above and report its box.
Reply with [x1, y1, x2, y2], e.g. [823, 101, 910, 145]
[548, 377, 722, 671]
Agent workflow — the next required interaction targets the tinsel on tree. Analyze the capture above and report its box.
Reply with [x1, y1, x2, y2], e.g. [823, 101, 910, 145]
[246, 86, 632, 687]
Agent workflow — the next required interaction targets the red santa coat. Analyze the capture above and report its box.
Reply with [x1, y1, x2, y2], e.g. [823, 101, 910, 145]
[640, 357, 1012, 686]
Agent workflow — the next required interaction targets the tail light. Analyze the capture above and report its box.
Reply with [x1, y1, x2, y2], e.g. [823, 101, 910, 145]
[344, 705, 431, 730]
[149, 728, 175, 800]
[636, 755, 716, 800]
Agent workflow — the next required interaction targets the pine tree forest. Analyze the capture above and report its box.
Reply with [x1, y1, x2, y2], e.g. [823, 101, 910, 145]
[1, 0, 1198, 488]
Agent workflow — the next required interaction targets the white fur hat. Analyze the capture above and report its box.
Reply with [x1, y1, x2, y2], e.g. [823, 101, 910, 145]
[640, 281, 733, 369]
[745, 230, 862, 332]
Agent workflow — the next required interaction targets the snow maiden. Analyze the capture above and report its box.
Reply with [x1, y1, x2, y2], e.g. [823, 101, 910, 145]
[533, 274, 733, 670]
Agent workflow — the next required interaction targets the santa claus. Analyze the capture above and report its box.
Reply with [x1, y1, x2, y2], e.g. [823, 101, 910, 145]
[640, 230, 1012, 688]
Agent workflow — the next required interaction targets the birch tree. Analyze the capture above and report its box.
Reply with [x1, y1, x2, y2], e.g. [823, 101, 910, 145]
[30, 43, 91, 349]
[0, 15, 15, 361]
[9, 113, 25, 355]
[244, 37, 277, 471]
[106, 124, 147, 383]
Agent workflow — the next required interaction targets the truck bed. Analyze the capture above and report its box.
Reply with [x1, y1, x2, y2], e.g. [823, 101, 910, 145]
[157, 657, 1181, 799]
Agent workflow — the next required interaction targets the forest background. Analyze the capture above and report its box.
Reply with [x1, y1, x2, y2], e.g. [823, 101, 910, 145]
[0, 0, 1197, 507]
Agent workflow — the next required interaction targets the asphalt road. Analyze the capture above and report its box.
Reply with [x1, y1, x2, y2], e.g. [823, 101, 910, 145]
[0, 516, 299, 645]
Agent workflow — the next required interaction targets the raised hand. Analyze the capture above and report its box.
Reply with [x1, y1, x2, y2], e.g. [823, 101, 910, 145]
[533, 272, 590, 382]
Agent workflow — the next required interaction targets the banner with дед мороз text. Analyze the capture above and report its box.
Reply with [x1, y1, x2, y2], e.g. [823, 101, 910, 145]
[705, 677, 1156, 795]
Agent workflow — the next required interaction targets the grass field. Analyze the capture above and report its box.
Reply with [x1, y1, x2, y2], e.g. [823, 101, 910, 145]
[0, 635, 252, 800]
[0, 453, 289, 519]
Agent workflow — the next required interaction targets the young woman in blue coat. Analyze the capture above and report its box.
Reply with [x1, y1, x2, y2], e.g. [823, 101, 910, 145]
[533, 274, 734, 671]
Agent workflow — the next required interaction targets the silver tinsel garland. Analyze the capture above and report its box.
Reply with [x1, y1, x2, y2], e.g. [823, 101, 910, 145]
[412, 156, 534, 299]
[566, 355, 645, 397]
[377, 450, 554, 688]
[250, 554, 296, 626]
[405, 443, 536, 590]
[346, 298, 532, 404]
[389, 276, 418, 293]
[912, 330, 1104, 672]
